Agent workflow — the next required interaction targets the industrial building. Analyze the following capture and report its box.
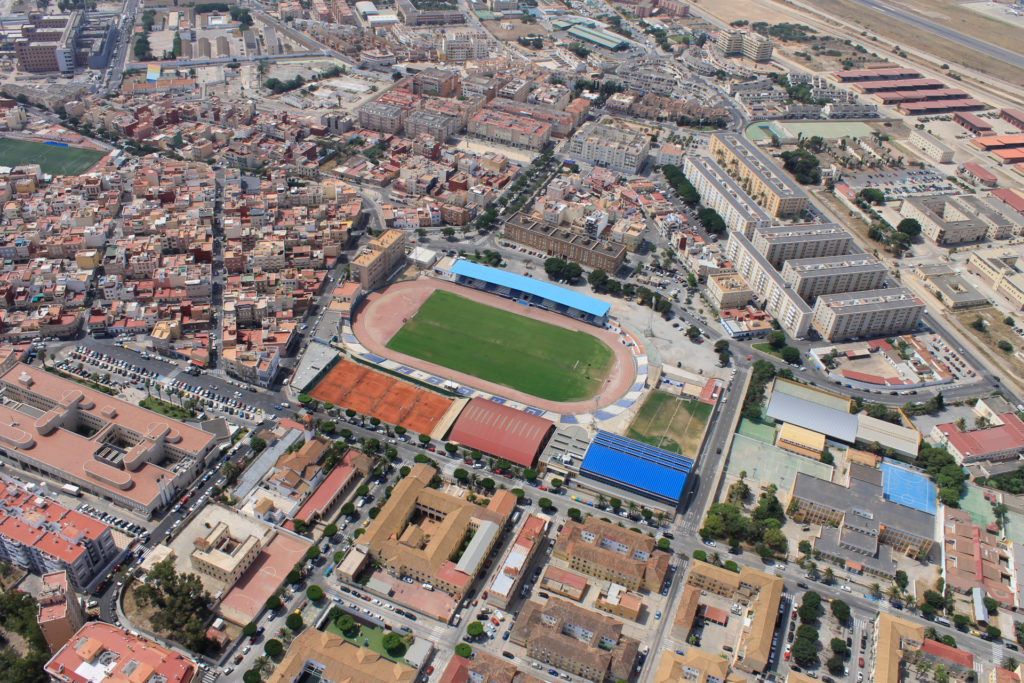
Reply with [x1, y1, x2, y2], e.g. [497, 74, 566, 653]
[578, 431, 693, 506]
[448, 259, 611, 325]
[447, 397, 556, 468]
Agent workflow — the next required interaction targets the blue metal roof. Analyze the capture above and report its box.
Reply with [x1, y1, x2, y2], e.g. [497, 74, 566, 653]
[449, 260, 610, 318]
[580, 431, 693, 504]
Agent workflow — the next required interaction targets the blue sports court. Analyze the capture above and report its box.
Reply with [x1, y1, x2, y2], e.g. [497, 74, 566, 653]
[880, 460, 937, 515]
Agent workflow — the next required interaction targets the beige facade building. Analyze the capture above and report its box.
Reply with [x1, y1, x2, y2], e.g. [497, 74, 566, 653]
[714, 28, 773, 62]
[190, 522, 263, 585]
[552, 518, 669, 592]
[351, 229, 406, 291]
[683, 155, 772, 237]
[725, 232, 813, 339]
[504, 214, 626, 272]
[908, 129, 955, 164]
[653, 649, 747, 683]
[968, 251, 1024, 310]
[899, 195, 1021, 245]
[780, 254, 887, 302]
[357, 102, 406, 134]
[568, 121, 651, 175]
[709, 132, 808, 217]
[751, 223, 854, 269]
[705, 273, 753, 310]
[37, 570, 85, 653]
[684, 563, 783, 674]
[266, 629, 416, 683]
[810, 287, 925, 341]
[468, 109, 552, 149]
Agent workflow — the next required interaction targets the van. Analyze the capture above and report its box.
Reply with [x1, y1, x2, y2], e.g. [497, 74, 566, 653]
[422, 583, 434, 591]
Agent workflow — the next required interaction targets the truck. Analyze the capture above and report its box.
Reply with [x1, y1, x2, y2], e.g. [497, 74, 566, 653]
[61, 484, 82, 497]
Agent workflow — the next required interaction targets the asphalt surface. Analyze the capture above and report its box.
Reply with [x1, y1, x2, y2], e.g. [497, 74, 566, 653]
[846, 0, 1024, 71]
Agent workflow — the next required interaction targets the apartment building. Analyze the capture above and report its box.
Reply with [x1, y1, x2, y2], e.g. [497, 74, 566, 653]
[750, 223, 855, 269]
[714, 28, 773, 62]
[705, 273, 753, 310]
[942, 507, 1016, 608]
[346, 464, 513, 598]
[351, 228, 407, 291]
[510, 597, 640, 682]
[267, 629, 415, 683]
[908, 129, 955, 164]
[969, 251, 1024, 310]
[504, 215, 626, 271]
[487, 515, 548, 609]
[0, 363, 217, 514]
[789, 463, 935, 576]
[404, 110, 460, 141]
[412, 67, 459, 97]
[13, 12, 81, 73]
[0, 480, 119, 590]
[682, 155, 772, 238]
[709, 132, 808, 217]
[684, 563, 783, 674]
[468, 109, 552, 149]
[45, 623, 198, 683]
[552, 518, 669, 592]
[486, 98, 576, 137]
[780, 254, 887, 302]
[568, 121, 651, 175]
[357, 102, 406, 134]
[37, 570, 85, 653]
[810, 287, 925, 342]
[725, 232, 813, 339]
[654, 649, 746, 683]
[899, 195, 1022, 245]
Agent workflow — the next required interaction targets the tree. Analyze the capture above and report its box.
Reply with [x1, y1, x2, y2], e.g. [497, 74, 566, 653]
[896, 218, 922, 238]
[511, 488, 525, 500]
[895, 570, 909, 591]
[988, 625, 1003, 639]
[544, 257, 569, 280]
[418, 433, 431, 444]
[953, 613, 970, 628]
[767, 330, 786, 349]
[827, 654, 845, 675]
[286, 569, 302, 585]
[305, 546, 321, 561]
[831, 599, 851, 623]
[306, 585, 324, 602]
[791, 637, 819, 665]
[243, 622, 258, 637]
[286, 613, 304, 631]
[657, 537, 671, 550]
[480, 478, 495, 491]
[454, 468, 469, 482]
[323, 524, 338, 538]
[686, 326, 701, 340]
[266, 595, 282, 610]
[538, 497, 553, 510]
[714, 340, 730, 353]
[243, 670, 262, 683]
[568, 507, 582, 521]
[340, 502, 355, 516]
[455, 643, 472, 658]
[264, 639, 283, 657]
[466, 621, 484, 637]
[250, 436, 267, 453]
[780, 346, 801, 364]
[523, 468, 538, 482]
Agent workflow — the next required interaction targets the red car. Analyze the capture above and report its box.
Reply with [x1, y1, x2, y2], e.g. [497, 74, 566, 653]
[784, 652, 790, 661]
[859, 657, 864, 667]
[425, 666, 434, 675]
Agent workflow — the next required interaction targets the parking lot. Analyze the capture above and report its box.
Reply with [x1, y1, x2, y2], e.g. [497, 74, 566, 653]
[841, 168, 956, 201]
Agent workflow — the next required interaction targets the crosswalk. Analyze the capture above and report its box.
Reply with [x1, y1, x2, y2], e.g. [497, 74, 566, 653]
[200, 669, 219, 683]
[992, 642, 1005, 668]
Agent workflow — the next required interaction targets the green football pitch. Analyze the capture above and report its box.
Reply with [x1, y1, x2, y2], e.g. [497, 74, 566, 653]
[386, 290, 615, 402]
[0, 138, 105, 176]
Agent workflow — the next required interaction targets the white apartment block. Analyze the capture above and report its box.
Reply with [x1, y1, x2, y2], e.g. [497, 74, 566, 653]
[750, 224, 855, 269]
[907, 129, 954, 164]
[811, 287, 925, 342]
[568, 121, 651, 175]
[726, 232, 813, 339]
[683, 155, 771, 238]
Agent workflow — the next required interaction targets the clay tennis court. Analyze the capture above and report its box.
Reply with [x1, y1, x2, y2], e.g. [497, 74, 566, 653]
[351, 278, 635, 414]
[309, 358, 454, 434]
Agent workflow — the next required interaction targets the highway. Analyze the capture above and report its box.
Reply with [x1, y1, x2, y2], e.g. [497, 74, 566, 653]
[845, 0, 1024, 71]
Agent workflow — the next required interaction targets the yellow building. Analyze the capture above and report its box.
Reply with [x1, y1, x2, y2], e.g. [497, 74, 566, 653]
[267, 629, 415, 683]
[873, 613, 924, 683]
[709, 132, 808, 218]
[190, 522, 262, 585]
[653, 649, 748, 683]
[775, 423, 826, 459]
[351, 229, 407, 291]
[594, 582, 643, 621]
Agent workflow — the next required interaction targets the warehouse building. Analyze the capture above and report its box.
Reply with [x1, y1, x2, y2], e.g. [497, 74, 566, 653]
[447, 398, 556, 469]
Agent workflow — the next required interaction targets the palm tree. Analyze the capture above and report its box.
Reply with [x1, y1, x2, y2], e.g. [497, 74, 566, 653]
[870, 583, 882, 599]
[627, 501, 638, 517]
[823, 567, 835, 584]
[710, 552, 722, 567]
[887, 585, 902, 603]
[597, 493, 607, 508]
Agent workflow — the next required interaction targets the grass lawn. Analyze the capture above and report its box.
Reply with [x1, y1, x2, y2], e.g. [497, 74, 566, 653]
[326, 621, 410, 666]
[751, 343, 784, 359]
[139, 397, 193, 420]
[386, 290, 614, 402]
[627, 391, 712, 455]
[0, 138, 105, 175]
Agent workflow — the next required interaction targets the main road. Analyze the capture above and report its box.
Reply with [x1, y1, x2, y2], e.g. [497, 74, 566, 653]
[844, 0, 1024, 71]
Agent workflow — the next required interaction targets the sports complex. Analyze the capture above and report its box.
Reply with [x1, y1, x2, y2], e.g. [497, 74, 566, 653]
[307, 260, 712, 508]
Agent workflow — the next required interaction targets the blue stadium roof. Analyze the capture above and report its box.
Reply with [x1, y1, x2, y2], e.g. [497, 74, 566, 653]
[580, 431, 693, 504]
[449, 260, 610, 318]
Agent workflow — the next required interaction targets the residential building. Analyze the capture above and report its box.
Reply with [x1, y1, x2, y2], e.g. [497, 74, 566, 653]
[487, 515, 549, 609]
[37, 570, 85, 653]
[714, 29, 773, 62]
[930, 397, 1024, 464]
[968, 251, 1024, 310]
[509, 597, 639, 682]
[810, 287, 925, 342]
[705, 273, 753, 310]
[708, 132, 808, 217]
[504, 214, 626, 272]
[440, 651, 545, 683]
[357, 102, 406, 134]
[412, 67, 459, 97]
[684, 562, 783, 673]
[899, 195, 1022, 245]
[914, 264, 988, 310]
[942, 507, 1015, 609]
[725, 232, 813, 339]
[468, 109, 552, 149]
[568, 121, 651, 175]
[189, 521, 263, 585]
[780, 254, 887, 302]
[751, 223, 855, 269]
[404, 110, 459, 141]
[13, 12, 81, 73]
[594, 583, 643, 620]
[872, 614, 924, 683]
[682, 155, 772, 237]
[345, 464, 513, 598]
[653, 648, 747, 683]
[45, 622, 198, 683]
[788, 463, 935, 577]
[908, 129, 955, 163]
[266, 629, 415, 683]
[351, 229, 407, 291]
[0, 363, 218, 514]
[552, 517, 669, 592]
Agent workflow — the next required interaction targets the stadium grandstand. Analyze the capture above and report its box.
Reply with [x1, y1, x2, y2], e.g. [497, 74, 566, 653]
[448, 259, 610, 326]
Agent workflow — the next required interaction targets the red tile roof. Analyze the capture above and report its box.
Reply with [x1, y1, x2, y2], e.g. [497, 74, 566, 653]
[920, 638, 974, 669]
[936, 413, 1024, 458]
[44, 622, 198, 683]
[448, 398, 555, 468]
